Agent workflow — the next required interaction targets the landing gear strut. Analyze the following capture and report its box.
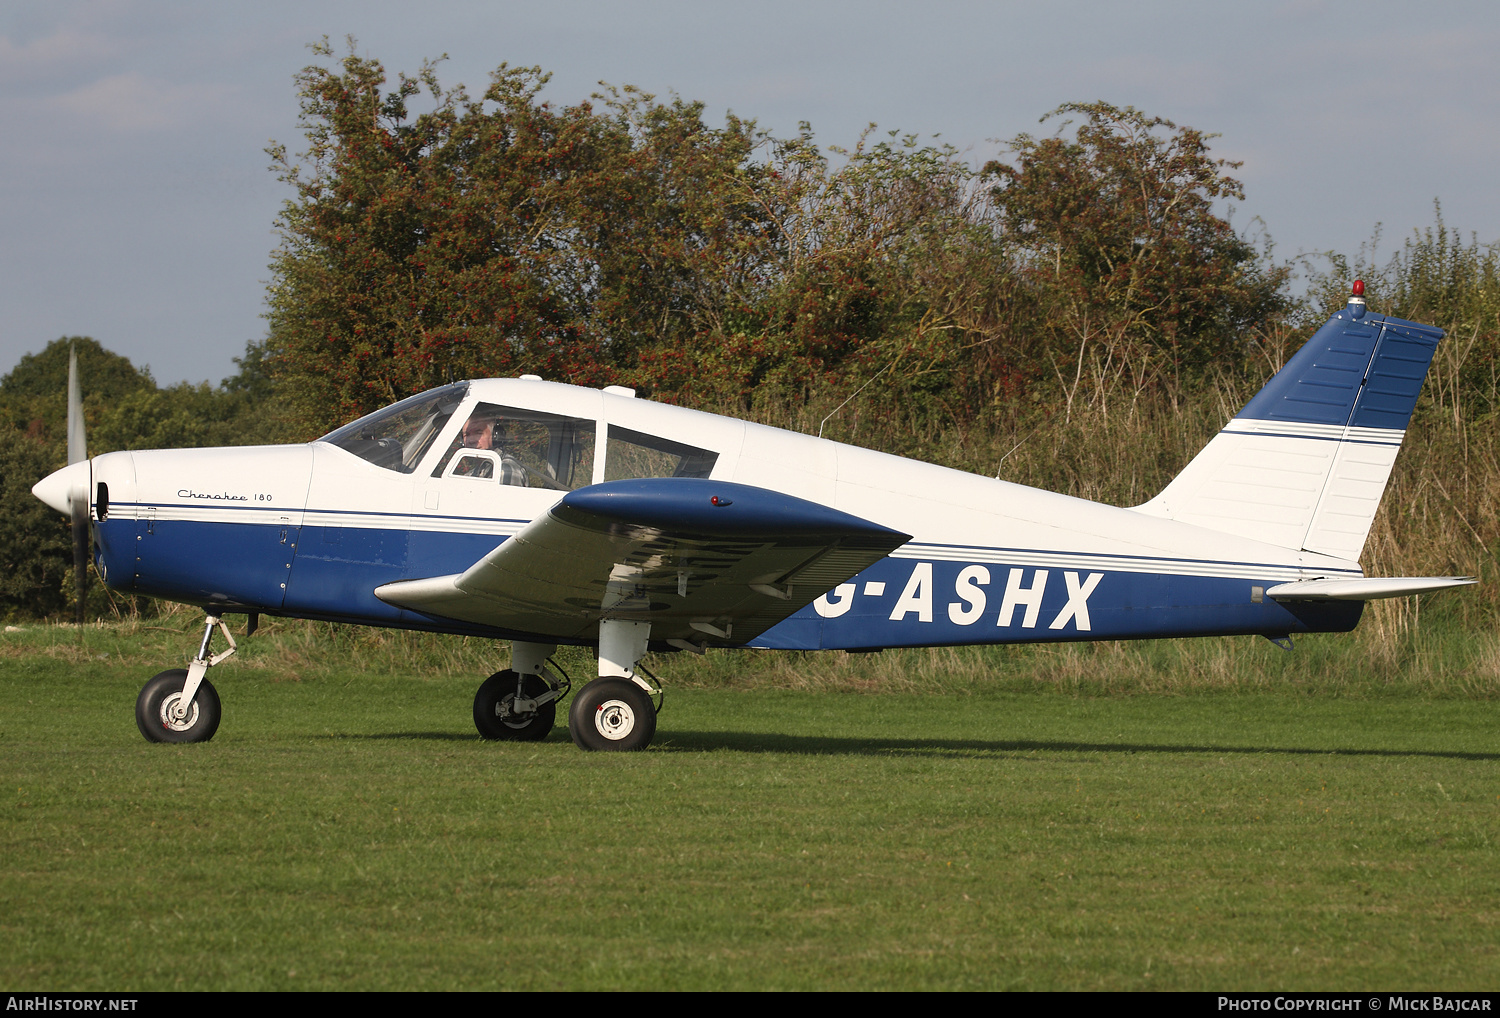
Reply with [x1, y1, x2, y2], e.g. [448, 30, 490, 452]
[135, 614, 236, 743]
[569, 619, 660, 752]
[472, 641, 569, 741]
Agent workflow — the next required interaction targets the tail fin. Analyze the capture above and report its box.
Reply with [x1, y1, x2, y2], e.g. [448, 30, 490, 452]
[1134, 290, 1444, 561]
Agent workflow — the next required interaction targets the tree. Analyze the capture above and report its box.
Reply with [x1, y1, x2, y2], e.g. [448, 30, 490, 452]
[634, 125, 1018, 419]
[0, 433, 72, 618]
[264, 48, 1292, 433]
[984, 102, 1288, 389]
[0, 335, 154, 403]
[265, 40, 777, 432]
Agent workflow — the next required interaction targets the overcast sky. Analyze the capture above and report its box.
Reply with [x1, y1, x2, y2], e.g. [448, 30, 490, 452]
[3, 0, 1497, 387]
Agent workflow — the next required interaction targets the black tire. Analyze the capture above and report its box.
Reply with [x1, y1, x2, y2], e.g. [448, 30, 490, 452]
[568, 677, 656, 752]
[473, 669, 555, 741]
[135, 669, 221, 744]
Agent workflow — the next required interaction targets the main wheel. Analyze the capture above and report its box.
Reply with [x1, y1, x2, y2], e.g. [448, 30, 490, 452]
[135, 669, 221, 744]
[568, 676, 656, 752]
[473, 669, 555, 741]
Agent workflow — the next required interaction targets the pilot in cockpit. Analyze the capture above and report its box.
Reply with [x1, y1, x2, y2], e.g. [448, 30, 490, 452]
[452, 411, 530, 485]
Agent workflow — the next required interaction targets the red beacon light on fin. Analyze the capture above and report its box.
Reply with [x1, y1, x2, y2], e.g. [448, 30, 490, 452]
[1348, 279, 1367, 319]
[1351, 279, 1365, 297]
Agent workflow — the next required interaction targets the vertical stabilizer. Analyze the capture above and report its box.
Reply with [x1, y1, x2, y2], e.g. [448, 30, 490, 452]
[1133, 287, 1443, 561]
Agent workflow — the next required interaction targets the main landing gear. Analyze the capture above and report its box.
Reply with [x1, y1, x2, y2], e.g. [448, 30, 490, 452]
[472, 641, 570, 742]
[568, 619, 660, 752]
[568, 676, 657, 752]
[470, 621, 664, 751]
[135, 614, 237, 743]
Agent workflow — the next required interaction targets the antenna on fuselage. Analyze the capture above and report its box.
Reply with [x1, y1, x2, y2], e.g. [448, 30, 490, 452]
[817, 361, 894, 439]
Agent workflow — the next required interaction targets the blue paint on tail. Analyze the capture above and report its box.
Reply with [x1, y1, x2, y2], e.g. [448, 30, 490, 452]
[1235, 310, 1443, 429]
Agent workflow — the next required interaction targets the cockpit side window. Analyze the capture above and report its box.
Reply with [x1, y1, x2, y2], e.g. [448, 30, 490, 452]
[604, 426, 718, 480]
[432, 403, 597, 490]
[319, 383, 469, 473]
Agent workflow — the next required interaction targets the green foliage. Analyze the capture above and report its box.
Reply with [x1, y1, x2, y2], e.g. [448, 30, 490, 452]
[265, 56, 1293, 433]
[265, 40, 777, 432]
[222, 339, 277, 401]
[0, 335, 154, 404]
[983, 102, 1289, 408]
[0, 337, 288, 620]
[0, 434, 71, 617]
[1306, 205, 1500, 421]
[633, 124, 1011, 415]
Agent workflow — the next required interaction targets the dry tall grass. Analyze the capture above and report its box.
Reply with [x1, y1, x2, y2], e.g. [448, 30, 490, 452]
[785, 376, 1497, 615]
[720, 371, 1498, 695]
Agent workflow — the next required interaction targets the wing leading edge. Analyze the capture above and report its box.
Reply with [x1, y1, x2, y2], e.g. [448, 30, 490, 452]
[375, 478, 911, 647]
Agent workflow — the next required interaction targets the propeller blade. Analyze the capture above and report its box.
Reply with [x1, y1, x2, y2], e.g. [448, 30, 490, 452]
[71, 494, 89, 626]
[67, 343, 89, 623]
[67, 343, 87, 465]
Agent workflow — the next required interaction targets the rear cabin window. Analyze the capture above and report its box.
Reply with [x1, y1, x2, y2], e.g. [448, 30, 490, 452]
[604, 426, 718, 480]
[433, 403, 597, 490]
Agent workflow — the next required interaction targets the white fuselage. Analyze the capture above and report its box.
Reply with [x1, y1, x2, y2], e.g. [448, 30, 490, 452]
[75, 378, 1364, 648]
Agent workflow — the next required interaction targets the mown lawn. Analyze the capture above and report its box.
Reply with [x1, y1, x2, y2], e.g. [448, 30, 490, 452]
[2, 629, 1496, 990]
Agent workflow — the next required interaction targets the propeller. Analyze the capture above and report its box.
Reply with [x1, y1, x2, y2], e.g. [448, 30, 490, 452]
[67, 343, 89, 625]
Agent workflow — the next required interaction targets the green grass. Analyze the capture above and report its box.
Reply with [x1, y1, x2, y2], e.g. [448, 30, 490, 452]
[2, 621, 1498, 990]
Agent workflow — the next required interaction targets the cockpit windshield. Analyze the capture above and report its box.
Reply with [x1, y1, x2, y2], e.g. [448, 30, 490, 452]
[319, 382, 470, 473]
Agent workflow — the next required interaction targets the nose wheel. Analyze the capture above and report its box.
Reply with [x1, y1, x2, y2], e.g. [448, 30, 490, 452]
[136, 668, 222, 743]
[134, 614, 237, 744]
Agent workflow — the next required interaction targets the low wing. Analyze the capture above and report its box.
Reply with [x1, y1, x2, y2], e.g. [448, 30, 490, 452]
[1267, 576, 1477, 600]
[376, 478, 911, 646]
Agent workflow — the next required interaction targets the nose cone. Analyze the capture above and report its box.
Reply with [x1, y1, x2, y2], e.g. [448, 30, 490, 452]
[32, 460, 91, 514]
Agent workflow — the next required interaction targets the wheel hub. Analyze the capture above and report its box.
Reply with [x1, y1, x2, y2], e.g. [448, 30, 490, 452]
[499, 693, 535, 728]
[159, 692, 199, 732]
[594, 698, 636, 740]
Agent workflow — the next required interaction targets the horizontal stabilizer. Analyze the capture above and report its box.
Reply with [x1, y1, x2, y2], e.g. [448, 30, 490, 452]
[1266, 576, 1476, 601]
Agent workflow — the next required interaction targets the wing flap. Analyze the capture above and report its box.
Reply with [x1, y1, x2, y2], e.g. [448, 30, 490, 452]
[376, 478, 910, 645]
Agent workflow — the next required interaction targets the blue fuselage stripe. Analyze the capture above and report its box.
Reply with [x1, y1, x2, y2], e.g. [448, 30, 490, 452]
[95, 518, 1361, 646]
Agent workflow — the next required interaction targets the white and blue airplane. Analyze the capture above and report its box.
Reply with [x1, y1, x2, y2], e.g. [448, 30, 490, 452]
[32, 284, 1475, 750]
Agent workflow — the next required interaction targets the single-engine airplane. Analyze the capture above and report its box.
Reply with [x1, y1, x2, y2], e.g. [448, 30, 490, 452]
[32, 284, 1475, 750]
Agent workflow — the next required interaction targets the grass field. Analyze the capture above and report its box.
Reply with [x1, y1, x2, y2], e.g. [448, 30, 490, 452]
[2, 619, 1498, 990]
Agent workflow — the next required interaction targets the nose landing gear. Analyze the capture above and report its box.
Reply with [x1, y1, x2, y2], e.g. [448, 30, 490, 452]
[135, 614, 236, 744]
[135, 668, 221, 743]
